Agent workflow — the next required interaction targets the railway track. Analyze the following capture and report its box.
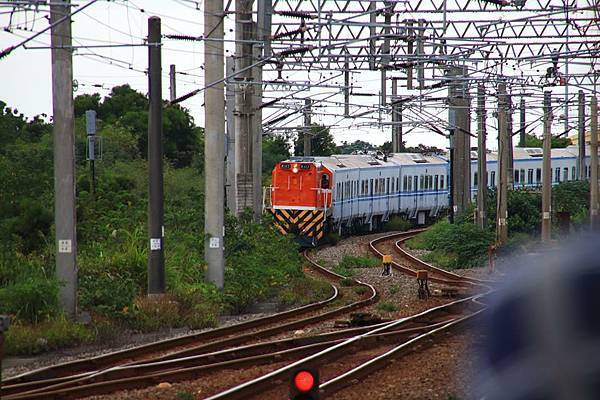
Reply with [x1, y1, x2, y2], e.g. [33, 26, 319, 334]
[199, 229, 493, 399]
[1, 249, 379, 399]
[3, 229, 493, 399]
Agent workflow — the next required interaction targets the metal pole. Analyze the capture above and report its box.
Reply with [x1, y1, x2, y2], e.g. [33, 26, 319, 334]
[303, 98, 312, 156]
[507, 93, 514, 189]
[448, 129, 455, 224]
[225, 56, 236, 213]
[542, 91, 553, 242]
[477, 83, 487, 229]
[578, 90, 586, 180]
[252, 36, 263, 220]
[169, 64, 176, 102]
[497, 82, 509, 245]
[591, 96, 599, 229]
[204, 0, 225, 288]
[147, 16, 165, 295]
[380, 69, 387, 106]
[519, 96, 526, 147]
[51, 0, 77, 317]
[391, 78, 402, 153]
[406, 19, 414, 90]
[344, 53, 350, 117]
[417, 19, 425, 91]
[368, 1, 376, 71]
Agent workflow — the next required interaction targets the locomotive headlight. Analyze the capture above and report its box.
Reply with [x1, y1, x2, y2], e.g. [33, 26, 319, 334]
[292, 163, 299, 173]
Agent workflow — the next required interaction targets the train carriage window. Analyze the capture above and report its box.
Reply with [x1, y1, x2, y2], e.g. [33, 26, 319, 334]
[572, 166, 576, 180]
[387, 178, 390, 194]
[391, 178, 394, 193]
[370, 179, 373, 195]
[440, 175, 444, 189]
[396, 178, 399, 192]
[403, 176, 408, 192]
[434, 175, 438, 190]
[520, 169, 525, 185]
[474, 172, 478, 187]
[491, 171, 496, 187]
[414, 175, 419, 191]
[419, 175, 424, 191]
[536, 168, 542, 183]
[514, 170, 520, 183]
[563, 167, 568, 182]
[528, 169, 534, 184]
[408, 176, 412, 192]
[555, 167, 561, 183]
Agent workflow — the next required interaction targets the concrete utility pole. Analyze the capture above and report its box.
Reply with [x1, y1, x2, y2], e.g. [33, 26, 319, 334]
[51, 0, 77, 317]
[303, 98, 312, 156]
[591, 96, 599, 229]
[578, 90, 586, 180]
[204, 0, 225, 288]
[476, 83, 487, 229]
[497, 82, 509, 245]
[225, 57, 236, 213]
[542, 91, 553, 242]
[234, 0, 255, 215]
[391, 78, 403, 153]
[169, 64, 176, 102]
[519, 96, 526, 147]
[147, 17, 165, 295]
[448, 66, 471, 215]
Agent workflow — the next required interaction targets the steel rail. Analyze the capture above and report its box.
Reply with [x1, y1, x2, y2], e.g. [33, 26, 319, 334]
[203, 294, 486, 400]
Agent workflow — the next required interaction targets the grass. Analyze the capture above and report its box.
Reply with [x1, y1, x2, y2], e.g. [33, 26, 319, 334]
[353, 286, 368, 296]
[340, 278, 355, 287]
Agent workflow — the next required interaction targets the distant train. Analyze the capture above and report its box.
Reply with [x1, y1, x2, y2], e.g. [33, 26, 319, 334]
[264, 145, 597, 246]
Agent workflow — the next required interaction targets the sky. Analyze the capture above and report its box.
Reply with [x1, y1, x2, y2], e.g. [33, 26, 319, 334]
[0, 0, 597, 151]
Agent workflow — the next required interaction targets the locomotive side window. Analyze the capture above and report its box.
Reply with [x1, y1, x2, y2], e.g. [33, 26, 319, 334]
[321, 174, 330, 189]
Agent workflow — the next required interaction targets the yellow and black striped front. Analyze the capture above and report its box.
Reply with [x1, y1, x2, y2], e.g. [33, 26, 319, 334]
[268, 209, 326, 245]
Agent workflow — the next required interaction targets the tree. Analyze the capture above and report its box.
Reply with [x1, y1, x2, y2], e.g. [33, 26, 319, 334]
[294, 124, 336, 156]
[336, 140, 376, 154]
[263, 134, 291, 177]
[523, 134, 571, 148]
[74, 85, 201, 168]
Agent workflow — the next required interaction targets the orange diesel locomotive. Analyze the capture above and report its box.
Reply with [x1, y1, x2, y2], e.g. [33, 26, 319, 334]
[267, 158, 332, 246]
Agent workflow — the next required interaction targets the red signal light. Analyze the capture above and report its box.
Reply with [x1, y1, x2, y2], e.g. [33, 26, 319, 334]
[290, 367, 319, 400]
[294, 370, 315, 392]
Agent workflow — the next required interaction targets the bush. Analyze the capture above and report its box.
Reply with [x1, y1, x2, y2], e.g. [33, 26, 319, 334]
[332, 264, 354, 277]
[340, 278, 355, 287]
[0, 274, 59, 323]
[131, 295, 182, 333]
[376, 302, 398, 313]
[384, 216, 412, 232]
[407, 221, 494, 269]
[5, 316, 95, 356]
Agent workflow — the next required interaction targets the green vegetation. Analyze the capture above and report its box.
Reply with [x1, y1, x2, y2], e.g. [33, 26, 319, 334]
[293, 124, 337, 156]
[384, 215, 413, 232]
[409, 180, 592, 269]
[376, 302, 398, 313]
[353, 286, 368, 296]
[522, 133, 571, 149]
[0, 88, 325, 356]
[408, 221, 495, 269]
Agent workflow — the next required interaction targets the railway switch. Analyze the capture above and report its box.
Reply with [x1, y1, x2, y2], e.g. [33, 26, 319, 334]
[290, 367, 319, 400]
[417, 270, 430, 299]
